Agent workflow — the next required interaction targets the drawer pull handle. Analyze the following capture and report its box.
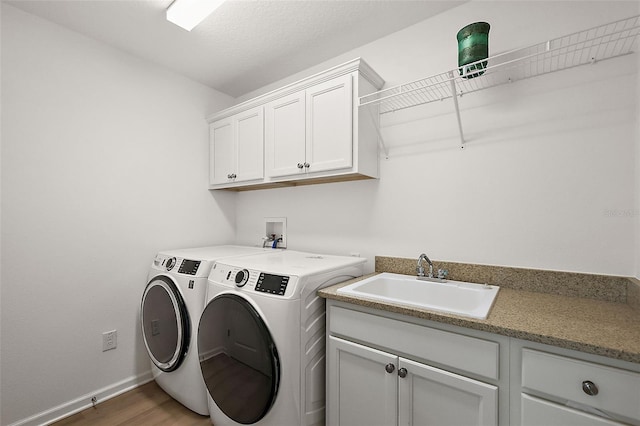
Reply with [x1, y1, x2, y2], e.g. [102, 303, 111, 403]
[385, 363, 395, 374]
[398, 367, 408, 378]
[582, 380, 599, 396]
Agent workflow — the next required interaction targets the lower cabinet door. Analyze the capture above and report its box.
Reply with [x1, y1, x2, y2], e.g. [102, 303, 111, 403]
[521, 394, 624, 426]
[398, 357, 498, 426]
[327, 336, 398, 426]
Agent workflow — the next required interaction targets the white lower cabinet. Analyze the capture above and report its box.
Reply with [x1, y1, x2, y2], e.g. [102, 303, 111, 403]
[328, 336, 497, 426]
[327, 301, 640, 426]
[513, 343, 640, 426]
[521, 394, 623, 426]
[398, 358, 497, 426]
[329, 336, 398, 426]
[327, 304, 502, 426]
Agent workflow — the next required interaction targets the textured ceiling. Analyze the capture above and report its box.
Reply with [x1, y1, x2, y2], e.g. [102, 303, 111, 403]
[6, 0, 465, 97]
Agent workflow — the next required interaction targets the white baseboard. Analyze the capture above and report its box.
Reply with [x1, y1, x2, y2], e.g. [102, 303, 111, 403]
[8, 370, 154, 426]
[198, 346, 226, 363]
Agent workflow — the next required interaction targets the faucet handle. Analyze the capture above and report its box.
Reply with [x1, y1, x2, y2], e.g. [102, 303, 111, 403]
[437, 269, 449, 279]
[416, 265, 425, 276]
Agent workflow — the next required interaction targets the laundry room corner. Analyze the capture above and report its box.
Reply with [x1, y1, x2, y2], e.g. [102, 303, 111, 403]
[0, 4, 238, 425]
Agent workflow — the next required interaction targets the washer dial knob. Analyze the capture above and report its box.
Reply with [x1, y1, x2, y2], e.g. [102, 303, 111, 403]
[235, 269, 250, 287]
[166, 257, 177, 271]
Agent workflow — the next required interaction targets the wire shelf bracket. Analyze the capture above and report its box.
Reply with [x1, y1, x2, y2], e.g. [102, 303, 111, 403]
[366, 107, 389, 159]
[359, 14, 640, 152]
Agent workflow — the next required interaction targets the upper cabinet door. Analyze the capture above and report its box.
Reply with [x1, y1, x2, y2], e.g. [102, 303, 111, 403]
[264, 91, 306, 178]
[209, 118, 235, 186]
[305, 74, 353, 174]
[235, 106, 264, 182]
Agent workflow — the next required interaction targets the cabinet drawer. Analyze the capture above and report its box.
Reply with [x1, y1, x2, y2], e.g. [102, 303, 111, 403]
[521, 394, 624, 426]
[522, 349, 640, 421]
[329, 306, 499, 380]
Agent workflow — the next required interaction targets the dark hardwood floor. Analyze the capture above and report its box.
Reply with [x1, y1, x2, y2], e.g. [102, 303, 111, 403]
[53, 381, 211, 425]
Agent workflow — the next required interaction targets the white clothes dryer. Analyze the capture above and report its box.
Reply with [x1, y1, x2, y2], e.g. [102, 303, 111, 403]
[141, 245, 267, 415]
[198, 250, 366, 426]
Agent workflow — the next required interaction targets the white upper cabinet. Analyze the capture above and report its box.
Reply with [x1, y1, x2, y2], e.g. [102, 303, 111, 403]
[264, 91, 306, 178]
[207, 58, 384, 190]
[235, 107, 264, 181]
[305, 74, 353, 175]
[209, 117, 234, 185]
[209, 106, 264, 186]
[265, 74, 353, 179]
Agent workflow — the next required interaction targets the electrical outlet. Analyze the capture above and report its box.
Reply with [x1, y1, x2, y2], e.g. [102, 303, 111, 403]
[102, 330, 117, 352]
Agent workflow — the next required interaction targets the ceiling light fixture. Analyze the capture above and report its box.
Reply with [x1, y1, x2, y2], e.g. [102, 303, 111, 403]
[166, 0, 226, 31]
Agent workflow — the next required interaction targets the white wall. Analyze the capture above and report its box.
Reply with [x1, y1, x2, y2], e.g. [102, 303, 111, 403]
[0, 5, 236, 425]
[236, 1, 640, 276]
[636, 38, 640, 280]
[637, 46, 640, 280]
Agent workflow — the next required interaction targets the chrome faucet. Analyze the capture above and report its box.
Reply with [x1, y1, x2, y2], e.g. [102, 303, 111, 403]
[416, 253, 434, 278]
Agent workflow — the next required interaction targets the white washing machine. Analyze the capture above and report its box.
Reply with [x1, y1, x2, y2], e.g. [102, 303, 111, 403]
[140, 245, 267, 415]
[198, 250, 366, 426]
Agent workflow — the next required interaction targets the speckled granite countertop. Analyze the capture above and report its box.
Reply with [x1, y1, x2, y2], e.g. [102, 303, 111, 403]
[319, 273, 640, 364]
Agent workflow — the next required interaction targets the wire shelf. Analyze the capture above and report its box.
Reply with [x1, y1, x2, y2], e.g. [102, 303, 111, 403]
[360, 15, 640, 115]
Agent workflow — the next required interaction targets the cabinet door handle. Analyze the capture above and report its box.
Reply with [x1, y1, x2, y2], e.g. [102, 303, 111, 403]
[384, 363, 395, 374]
[304, 162, 310, 168]
[227, 174, 232, 179]
[398, 367, 408, 378]
[297, 163, 304, 169]
[582, 380, 599, 396]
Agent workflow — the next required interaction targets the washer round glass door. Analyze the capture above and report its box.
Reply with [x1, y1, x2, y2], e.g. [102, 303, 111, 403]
[141, 275, 190, 372]
[198, 293, 280, 425]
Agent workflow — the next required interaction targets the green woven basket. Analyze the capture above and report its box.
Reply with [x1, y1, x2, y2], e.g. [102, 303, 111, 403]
[457, 22, 490, 79]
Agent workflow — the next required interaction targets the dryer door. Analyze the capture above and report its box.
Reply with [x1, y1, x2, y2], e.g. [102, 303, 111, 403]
[141, 275, 190, 372]
[198, 293, 280, 425]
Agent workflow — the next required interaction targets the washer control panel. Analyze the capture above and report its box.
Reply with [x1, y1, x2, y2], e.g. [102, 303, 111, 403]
[214, 265, 296, 298]
[255, 273, 290, 296]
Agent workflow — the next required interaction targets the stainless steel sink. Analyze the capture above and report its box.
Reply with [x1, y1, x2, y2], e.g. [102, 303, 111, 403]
[337, 272, 499, 319]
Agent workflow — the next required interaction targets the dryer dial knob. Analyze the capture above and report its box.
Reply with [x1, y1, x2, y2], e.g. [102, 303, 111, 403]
[235, 269, 250, 287]
[166, 257, 177, 271]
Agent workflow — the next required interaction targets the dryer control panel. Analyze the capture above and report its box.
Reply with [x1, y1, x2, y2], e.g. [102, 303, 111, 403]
[178, 259, 201, 275]
[152, 254, 206, 277]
